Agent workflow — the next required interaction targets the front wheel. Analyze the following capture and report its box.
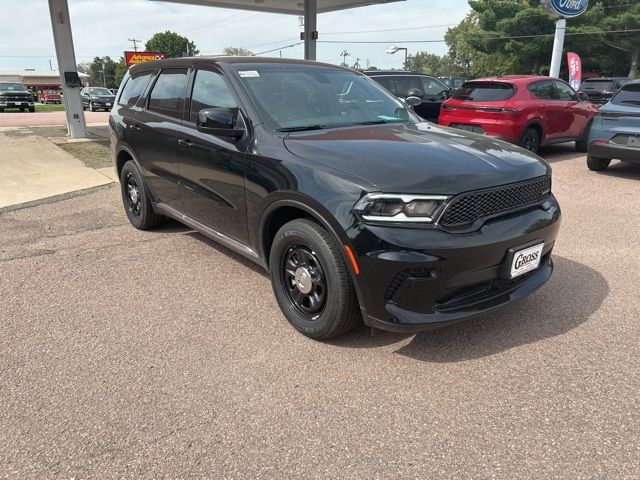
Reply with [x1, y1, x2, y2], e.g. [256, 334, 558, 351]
[269, 219, 361, 339]
[587, 155, 611, 171]
[119, 161, 162, 230]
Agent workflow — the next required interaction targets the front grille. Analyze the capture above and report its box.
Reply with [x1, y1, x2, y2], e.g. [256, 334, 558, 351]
[439, 175, 551, 228]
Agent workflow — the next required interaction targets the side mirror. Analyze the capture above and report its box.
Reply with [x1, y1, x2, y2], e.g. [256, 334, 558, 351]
[405, 96, 422, 107]
[197, 107, 244, 138]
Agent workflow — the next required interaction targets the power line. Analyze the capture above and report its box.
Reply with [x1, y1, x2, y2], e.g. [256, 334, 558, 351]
[317, 28, 640, 44]
[128, 38, 141, 52]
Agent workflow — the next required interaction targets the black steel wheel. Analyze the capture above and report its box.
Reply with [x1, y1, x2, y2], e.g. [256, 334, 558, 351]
[269, 219, 361, 339]
[119, 161, 162, 230]
[519, 128, 540, 154]
[282, 245, 327, 318]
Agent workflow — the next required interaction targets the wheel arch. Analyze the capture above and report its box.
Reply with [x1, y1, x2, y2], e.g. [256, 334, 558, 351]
[522, 119, 545, 143]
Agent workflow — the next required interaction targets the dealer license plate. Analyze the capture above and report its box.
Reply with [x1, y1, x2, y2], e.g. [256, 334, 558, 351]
[106, 103, 112, 106]
[510, 243, 544, 279]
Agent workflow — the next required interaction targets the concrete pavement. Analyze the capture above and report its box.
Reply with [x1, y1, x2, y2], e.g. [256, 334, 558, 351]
[0, 150, 639, 478]
[0, 126, 115, 208]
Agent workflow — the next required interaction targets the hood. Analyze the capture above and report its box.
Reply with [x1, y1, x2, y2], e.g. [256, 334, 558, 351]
[283, 122, 549, 194]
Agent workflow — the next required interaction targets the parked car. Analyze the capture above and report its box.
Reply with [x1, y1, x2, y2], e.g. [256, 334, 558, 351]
[439, 75, 598, 154]
[578, 77, 632, 105]
[39, 89, 62, 104]
[438, 76, 468, 90]
[81, 87, 116, 111]
[0, 82, 35, 112]
[111, 57, 561, 339]
[365, 70, 451, 120]
[586, 80, 640, 171]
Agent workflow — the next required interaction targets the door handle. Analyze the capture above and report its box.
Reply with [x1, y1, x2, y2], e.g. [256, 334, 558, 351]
[177, 138, 192, 148]
[130, 124, 142, 133]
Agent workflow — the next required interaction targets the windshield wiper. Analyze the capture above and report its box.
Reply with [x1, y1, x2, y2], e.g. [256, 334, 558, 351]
[276, 125, 325, 132]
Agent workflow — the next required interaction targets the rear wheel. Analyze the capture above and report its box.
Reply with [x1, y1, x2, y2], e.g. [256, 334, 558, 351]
[587, 155, 611, 171]
[519, 128, 540, 154]
[119, 161, 162, 230]
[269, 219, 361, 339]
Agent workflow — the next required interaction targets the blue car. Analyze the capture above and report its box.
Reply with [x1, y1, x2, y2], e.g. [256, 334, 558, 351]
[587, 80, 640, 171]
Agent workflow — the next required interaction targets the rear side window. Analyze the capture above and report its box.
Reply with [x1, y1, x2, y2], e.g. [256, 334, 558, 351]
[119, 71, 153, 107]
[189, 70, 237, 123]
[452, 82, 515, 101]
[529, 81, 558, 100]
[611, 83, 640, 106]
[147, 68, 188, 119]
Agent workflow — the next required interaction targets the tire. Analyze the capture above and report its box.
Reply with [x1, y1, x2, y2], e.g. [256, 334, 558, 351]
[576, 121, 591, 152]
[19, 107, 24, 112]
[119, 161, 162, 230]
[0, 108, 4, 113]
[519, 128, 540, 154]
[269, 219, 361, 339]
[587, 155, 611, 171]
[28, 106, 35, 113]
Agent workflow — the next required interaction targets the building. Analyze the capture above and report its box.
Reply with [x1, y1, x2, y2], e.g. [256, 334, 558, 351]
[0, 70, 89, 90]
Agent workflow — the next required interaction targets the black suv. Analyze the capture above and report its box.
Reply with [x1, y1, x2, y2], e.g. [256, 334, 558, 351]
[81, 87, 116, 111]
[365, 70, 451, 120]
[578, 77, 632, 105]
[0, 82, 35, 112]
[110, 57, 561, 339]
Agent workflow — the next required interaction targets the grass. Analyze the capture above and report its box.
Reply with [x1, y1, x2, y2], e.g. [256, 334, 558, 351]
[0, 103, 66, 113]
[57, 141, 112, 169]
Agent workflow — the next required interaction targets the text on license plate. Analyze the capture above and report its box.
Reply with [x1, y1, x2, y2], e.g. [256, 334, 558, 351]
[510, 243, 544, 278]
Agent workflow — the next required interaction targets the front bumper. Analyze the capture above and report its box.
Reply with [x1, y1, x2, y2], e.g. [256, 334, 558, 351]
[349, 197, 561, 333]
[589, 141, 640, 163]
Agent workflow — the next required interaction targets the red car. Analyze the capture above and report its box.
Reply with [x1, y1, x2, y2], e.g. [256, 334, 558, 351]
[39, 89, 62, 104]
[438, 75, 598, 154]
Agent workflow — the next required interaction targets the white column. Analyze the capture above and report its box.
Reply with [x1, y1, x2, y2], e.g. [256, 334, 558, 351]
[48, 0, 87, 138]
[304, 0, 317, 61]
[549, 18, 566, 78]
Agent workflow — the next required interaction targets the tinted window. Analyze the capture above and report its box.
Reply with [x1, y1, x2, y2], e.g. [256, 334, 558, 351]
[189, 70, 237, 124]
[529, 81, 558, 100]
[611, 83, 640, 106]
[372, 76, 424, 97]
[119, 71, 153, 107]
[554, 81, 578, 100]
[420, 77, 449, 96]
[148, 69, 188, 119]
[581, 80, 615, 91]
[452, 82, 515, 101]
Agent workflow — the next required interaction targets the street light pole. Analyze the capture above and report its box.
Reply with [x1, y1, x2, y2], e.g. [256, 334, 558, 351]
[385, 46, 409, 69]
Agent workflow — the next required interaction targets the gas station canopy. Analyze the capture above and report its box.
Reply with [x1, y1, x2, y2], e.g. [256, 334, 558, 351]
[155, 0, 402, 14]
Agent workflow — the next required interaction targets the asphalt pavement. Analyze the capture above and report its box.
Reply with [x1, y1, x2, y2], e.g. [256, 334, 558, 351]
[1, 145, 639, 479]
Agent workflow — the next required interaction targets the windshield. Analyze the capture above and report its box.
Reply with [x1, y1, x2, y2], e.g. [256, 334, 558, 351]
[235, 66, 419, 130]
[0, 82, 28, 92]
[611, 83, 640, 106]
[581, 80, 614, 91]
[88, 87, 113, 96]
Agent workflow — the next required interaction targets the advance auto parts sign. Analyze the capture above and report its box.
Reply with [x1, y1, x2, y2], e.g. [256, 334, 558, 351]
[124, 51, 167, 67]
[542, 0, 589, 18]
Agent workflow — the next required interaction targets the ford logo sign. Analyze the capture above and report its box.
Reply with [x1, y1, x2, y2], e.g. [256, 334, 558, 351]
[542, 0, 589, 18]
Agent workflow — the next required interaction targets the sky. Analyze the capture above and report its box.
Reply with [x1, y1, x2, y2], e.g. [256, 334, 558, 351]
[0, 0, 471, 72]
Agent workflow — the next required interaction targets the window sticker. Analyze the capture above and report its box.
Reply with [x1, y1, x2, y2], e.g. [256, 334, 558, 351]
[238, 71, 260, 78]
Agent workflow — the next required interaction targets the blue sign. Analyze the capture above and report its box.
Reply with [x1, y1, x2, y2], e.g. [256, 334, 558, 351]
[542, 0, 589, 18]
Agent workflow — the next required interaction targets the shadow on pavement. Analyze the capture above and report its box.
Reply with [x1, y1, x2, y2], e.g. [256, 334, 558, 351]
[598, 160, 640, 180]
[331, 256, 608, 362]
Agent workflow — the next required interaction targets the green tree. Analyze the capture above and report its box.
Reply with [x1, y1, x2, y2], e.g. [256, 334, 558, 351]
[145, 31, 199, 58]
[81, 56, 118, 88]
[406, 52, 466, 76]
[114, 57, 128, 87]
[600, 0, 640, 77]
[222, 47, 253, 56]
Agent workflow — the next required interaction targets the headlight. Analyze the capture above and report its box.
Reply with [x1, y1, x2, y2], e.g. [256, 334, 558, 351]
[354, 193, 450, 223]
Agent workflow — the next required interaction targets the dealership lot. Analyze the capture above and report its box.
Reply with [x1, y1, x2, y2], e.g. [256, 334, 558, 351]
[1, 138, 639, 477]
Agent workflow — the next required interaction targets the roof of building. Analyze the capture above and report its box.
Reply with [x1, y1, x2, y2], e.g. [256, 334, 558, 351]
[0, 70, 89, 78]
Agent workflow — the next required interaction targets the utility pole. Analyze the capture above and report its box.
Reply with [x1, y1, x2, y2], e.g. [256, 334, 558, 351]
[128, 38, 141, 52]
[340, 50, 350, 67]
